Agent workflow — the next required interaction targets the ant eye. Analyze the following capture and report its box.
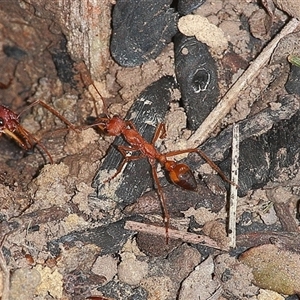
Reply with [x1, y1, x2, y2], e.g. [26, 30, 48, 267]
[86, 116, 97, 125]
[0, 117, 4, 127]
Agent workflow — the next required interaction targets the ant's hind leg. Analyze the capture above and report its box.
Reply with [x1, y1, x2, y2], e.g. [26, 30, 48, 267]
[165, 148, 234, 185]
[150, 161, 170, 243]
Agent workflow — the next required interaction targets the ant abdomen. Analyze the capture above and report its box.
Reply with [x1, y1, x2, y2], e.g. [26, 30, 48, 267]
[168, 163, 197, 191]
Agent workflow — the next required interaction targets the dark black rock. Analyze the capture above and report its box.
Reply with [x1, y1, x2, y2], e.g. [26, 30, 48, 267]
[92, 76, 177, 208]
[174, 33, 219, 131]
[49, 37, 76, 87]
[201, 95, 299, 161]
[219, 137, 269, 195]
[285, 64, 300, 96]
[47, 219, 133, 256]
[110, 0, 178, 66]
[236, 221, 282, 235]
[177, 0, 206, 15]
[219, 102, 300, 196]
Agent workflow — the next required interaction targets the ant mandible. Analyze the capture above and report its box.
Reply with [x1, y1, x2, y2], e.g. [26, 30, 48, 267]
[89, 83, 234, 243]
[0, 100, 77, 164]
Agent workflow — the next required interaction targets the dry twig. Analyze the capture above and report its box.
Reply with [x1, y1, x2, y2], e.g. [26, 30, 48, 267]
[0, 236, 10, 300]
[125, 220, 228, 250]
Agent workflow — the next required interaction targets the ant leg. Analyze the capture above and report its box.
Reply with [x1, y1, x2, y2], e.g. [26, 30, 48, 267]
[15, 125, 54, 164]
[150, 159, 170, 243]
[18, 100, 78, 133]
[104, 145, 146, 183]
[165, 148, 234, 185]
[151, 123, 166, 144]
[89, 82, 108, 116]
[14, 99, 79, 163]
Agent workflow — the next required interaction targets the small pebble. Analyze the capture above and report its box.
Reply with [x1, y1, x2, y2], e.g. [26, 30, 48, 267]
[9, 268, 41, 300]
[141, 276, 174, 300]
[118, 253, 148, 285]
[92, 254, 118, 283]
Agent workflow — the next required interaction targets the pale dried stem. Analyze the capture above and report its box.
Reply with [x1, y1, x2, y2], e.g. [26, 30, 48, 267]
[188, 17, 300, 147]
[228, 124, 239, 248]
[124, 220, 228, 250]
[0, 237, 10, 300]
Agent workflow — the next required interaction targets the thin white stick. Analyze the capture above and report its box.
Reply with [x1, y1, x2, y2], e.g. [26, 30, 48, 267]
[124, 220, 228, 250]
[228, 124, 239, 248]
[188, 17, 300, 147]
[0, 237, 10, 300]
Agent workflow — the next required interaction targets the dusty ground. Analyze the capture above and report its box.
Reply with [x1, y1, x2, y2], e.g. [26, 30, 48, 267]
[0, 0, 300, 299]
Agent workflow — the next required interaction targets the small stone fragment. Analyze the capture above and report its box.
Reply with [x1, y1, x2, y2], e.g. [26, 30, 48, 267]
[34, 265, 63, 299]
[91, 254, 118, 283]
[286, 64, 300, 96]
[214, 253, 259, 298]
[118, 252, 148, 285]
[141, 276, 174, 300]
[48, 219, 133, 256]
[9, 268, 41, 300]
[98, 280, 148, 299]
[178, 14, 228, 54]
[166, 243, 201, 284]
[178, 256, 219, 299]
[257, 289, 285, 300]
[273, 0, 300, 19]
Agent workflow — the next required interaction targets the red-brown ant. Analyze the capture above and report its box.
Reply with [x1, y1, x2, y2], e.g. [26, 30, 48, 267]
[89, 84, 234, 242]
[0, 100, 77, 163]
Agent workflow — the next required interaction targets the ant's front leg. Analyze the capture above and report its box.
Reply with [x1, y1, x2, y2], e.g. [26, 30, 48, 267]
[152, 123, 167, 144]
[103, 144, 146, 183]
[17, 125, 55, 164]
[18, 99, 78, 133]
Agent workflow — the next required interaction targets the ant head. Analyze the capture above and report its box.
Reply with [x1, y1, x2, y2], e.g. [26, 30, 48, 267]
[86, 114, 110, 133]
[0, 105, 19, 132]
[0, 105, 32, 150]
[86, 113, 109, 124]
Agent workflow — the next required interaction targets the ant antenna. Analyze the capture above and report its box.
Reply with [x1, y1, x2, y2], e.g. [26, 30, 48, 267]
[90, 81, 108, 117]
[77, 61, 108, 117]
